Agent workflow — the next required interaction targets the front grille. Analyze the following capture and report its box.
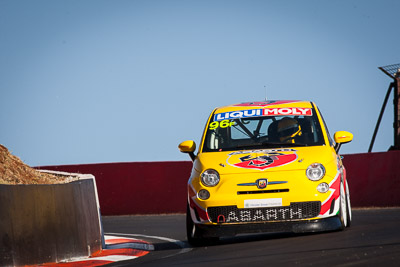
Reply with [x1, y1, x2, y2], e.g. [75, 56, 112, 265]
[208, 201, 321, 224]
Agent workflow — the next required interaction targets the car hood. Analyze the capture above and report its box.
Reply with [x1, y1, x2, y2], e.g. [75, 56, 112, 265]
[194, 146, 338, 175]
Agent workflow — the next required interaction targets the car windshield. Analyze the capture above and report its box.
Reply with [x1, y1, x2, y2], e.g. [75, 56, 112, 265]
[202, 107, 325, 152]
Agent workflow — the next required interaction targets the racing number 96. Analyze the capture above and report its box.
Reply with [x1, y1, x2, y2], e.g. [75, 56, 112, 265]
[209, 120, 235, 130]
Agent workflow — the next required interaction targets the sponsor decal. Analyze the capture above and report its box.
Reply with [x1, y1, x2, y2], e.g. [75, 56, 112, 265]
[214, 107, 312, 121]
[215, 109, 262, 121]
[227, 149, 298, 170]
[264, 107, 312, 116]
[244, 198, 282, 208]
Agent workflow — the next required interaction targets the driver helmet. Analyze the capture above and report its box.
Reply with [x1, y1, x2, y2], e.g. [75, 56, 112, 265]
[277, 117, 302, 143]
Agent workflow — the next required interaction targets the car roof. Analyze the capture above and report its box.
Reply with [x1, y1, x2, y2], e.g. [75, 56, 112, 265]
[214, 100, 313, 113]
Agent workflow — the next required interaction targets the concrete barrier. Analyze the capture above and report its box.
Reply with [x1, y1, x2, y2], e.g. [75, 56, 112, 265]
[342, 150, 400, 207]
[37, 151, 400, 216]
[0, 174, 102, 266]
[37, 162, 192, 215]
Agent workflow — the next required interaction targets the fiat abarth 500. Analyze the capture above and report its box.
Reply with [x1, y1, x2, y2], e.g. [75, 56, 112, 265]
[179, 100, 353, 245]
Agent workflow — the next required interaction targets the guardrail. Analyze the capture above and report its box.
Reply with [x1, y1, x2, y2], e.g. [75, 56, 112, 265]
[37, 151, 400, 215]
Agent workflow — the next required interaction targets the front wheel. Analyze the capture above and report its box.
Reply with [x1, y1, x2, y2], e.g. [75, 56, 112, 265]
[339, 182, 348, 229]
[186, 205, 218, 246]
[345, 180, 352, 227]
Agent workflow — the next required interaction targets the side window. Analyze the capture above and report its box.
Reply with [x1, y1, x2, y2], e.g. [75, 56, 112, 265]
[316, 107, 334, 147]
[205, 127, 227, 150]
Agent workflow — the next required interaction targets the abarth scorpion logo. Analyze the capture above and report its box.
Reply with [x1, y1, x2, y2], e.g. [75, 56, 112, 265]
[257, 179, 267, 189]
[239, 155, 275, 167]
[227, 149, 298, 170]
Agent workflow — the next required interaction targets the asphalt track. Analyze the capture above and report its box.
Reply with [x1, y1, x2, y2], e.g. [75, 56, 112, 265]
[102, 208, 400, 266]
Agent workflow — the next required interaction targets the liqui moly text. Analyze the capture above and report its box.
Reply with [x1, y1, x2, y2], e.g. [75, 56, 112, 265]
[214, 108, 312, 121]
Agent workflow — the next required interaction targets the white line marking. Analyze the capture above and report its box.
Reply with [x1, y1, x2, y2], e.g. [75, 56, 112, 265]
[106, 242, 154, 251]
[105, 235, 140, 240]
[104, 235, 154, 250]
[106, 233, 193, 258]
[64, 255, 139, 263]
[89, 255, 139, 261]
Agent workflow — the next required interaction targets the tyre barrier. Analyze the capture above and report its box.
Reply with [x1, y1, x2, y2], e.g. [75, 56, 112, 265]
[0, 172, 103, 266]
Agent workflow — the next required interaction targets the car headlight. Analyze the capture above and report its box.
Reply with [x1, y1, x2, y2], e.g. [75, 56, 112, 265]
[197, 189, 210, 200]
[317, 182, 330, 193]
[306, 163, 325, 181]
[201, 169, 220, 187]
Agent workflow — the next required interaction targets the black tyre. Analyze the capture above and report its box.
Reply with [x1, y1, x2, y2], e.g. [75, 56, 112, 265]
[186, 204, 218, 246]
[338, 182, 348, 230]
[345, 180, 352, 227]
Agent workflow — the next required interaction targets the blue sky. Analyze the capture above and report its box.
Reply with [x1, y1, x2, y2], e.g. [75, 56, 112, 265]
[1, 0, 399, 166]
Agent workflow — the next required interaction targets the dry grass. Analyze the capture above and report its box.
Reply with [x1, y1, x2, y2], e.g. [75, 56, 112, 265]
[0, 144, 74, 185]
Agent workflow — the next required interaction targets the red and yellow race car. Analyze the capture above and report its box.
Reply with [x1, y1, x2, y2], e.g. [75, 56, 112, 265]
[179, 100, 353, 245]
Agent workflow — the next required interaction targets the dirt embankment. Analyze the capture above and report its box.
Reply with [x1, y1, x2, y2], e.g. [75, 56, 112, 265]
[0, 144, 74, 185]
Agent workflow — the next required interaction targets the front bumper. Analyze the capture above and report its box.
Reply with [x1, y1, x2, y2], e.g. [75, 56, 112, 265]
[196, 216, 343, 238]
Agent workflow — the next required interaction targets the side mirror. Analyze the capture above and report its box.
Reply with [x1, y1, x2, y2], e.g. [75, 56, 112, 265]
[178, 140, 196, 161]
[333, 131, 353, 153]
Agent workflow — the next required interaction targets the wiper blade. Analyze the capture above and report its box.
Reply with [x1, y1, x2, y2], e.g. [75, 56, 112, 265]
[233, 142, 307, 150]
[234, 143, 264, 149]
[261, 142, 308, 147]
